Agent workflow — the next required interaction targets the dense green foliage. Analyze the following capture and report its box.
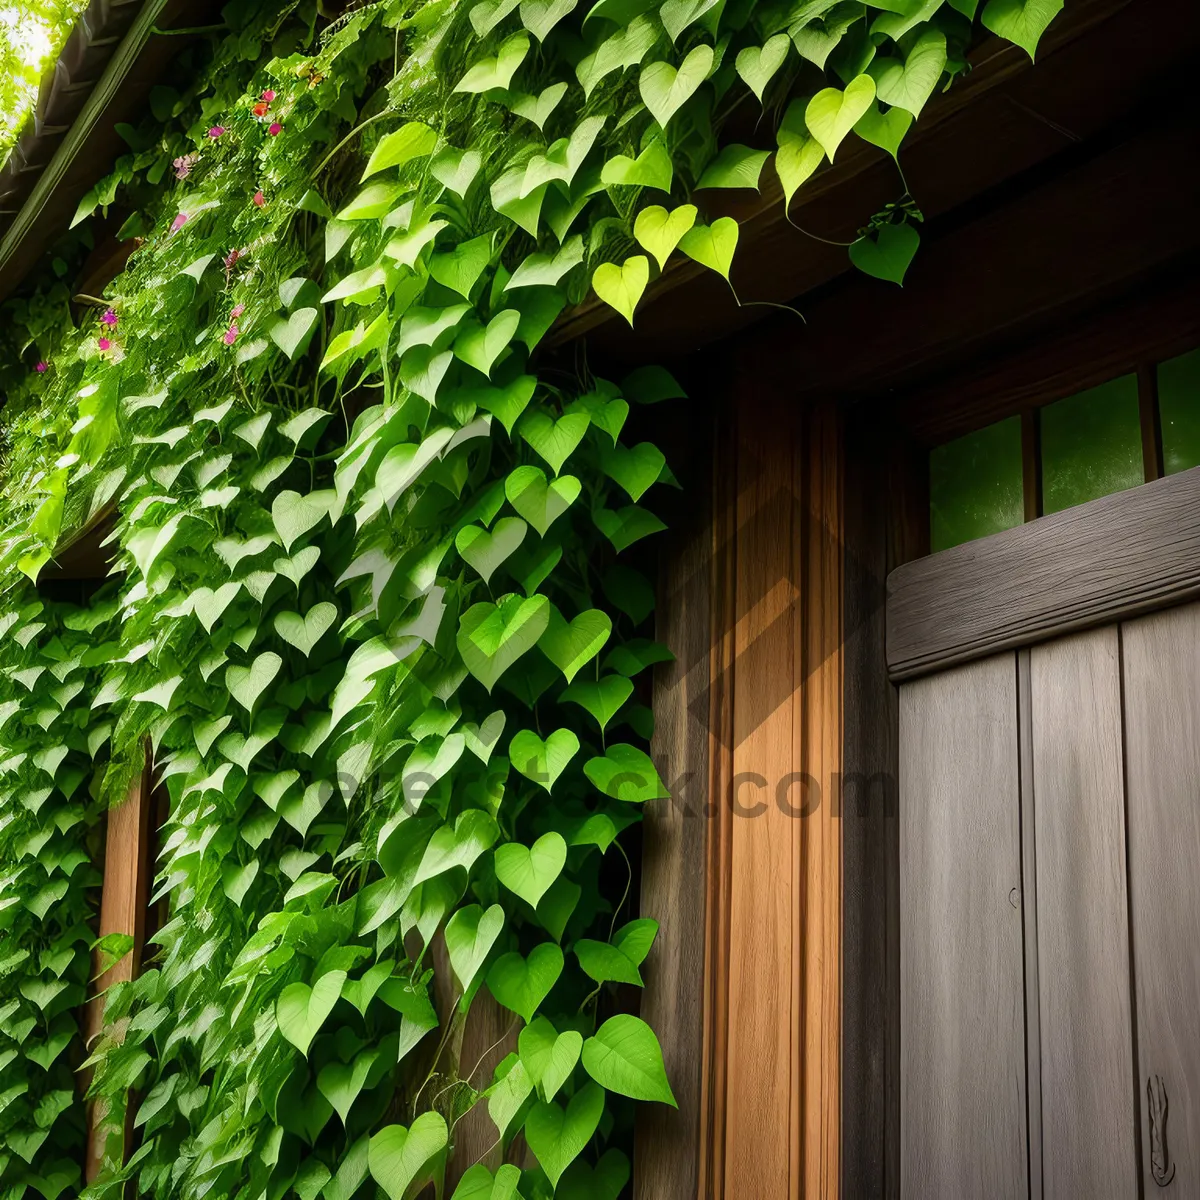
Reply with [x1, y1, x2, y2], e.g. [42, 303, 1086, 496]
[0, 0, 1062, 1193]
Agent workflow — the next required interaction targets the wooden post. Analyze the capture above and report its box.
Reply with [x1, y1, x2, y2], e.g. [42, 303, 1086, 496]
[83, 747, 154, 1181]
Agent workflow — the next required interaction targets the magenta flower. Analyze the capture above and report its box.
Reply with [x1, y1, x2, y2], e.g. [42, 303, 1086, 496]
[97, 337, 112, 352]
[173, 153, 198, 180]
[230, 304, 245, 320]
[268, 122, 282, 136]
[35, 361, 47, 373]
[170, 212, 188, 234]
[101, 309, 118, 327]
[208, 125, 225, 139]
[262, 89, 276, 102]
[223, 325, 239, 345]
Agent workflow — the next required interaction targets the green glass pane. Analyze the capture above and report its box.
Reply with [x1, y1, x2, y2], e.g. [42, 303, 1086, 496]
[1041, 374, 1142, 515]
[1159, 348, 1200, 475]
[930, 416, 1024, 552]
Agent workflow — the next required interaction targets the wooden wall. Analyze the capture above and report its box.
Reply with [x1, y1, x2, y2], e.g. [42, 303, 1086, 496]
[638, 358, 844, 1199]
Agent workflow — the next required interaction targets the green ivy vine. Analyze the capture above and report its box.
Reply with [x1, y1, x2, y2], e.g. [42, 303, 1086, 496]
[0, 0, 1063, 1192]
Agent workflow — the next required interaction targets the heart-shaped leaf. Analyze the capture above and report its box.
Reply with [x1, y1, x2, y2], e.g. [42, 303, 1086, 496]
[272, 489, 333, 551]
[456, 31, 531, 93]
[508, 82, 569, 130]
[560, 675, 634, 731]
[849, 220, 920, 285]
[805, 73, 876, 160]
[600, 441, 666, 502]
[470, 0, 519, 36]
[318, 1046, 380, 1124]
[456, 517, 528, 584]
[191, 581, 241, 633]
[495, 831, 568, 906]
[659, 0, 719, 40]
[430, 145, 483, 197]
[539, 607, 612, 681]
[430, 233, 495, 300]
[510, 728, 580, 792]
[735, 33, 790, 101]
[982, 0, 1062, 59]
[869, 27, 947, 116]
[521, 0, 577, 39]
[362, 122, 438, 179]
[601, 139, 673, 192]
[584, 743, 668, 802]
[592, 256, 649, 327]
[368, 1112, 449, 1200]
[463, 710, 506, 762]
[593, 504, 667, 552]
[519, 409, 590, 475]
[696, 144, 771, 191]
[678, 217, 739, 281]
[445, 903, 506, 995]
[454, 309, 520, 376]
[575, 938, 644, 986]
[486, 942, 564, 1021]
[457, 594, 551, 692]
[581, 1014, 676, 1105]
[269, 307, 319, 360]
[274, 602, 338, 655]
[274, 545, 321, 588]
[225, 652, 283, 713]
[854, 100, 913, 160]
[506, 467, 581, 535]
[633, 204, 696, 270]
[639, 44, 713, 129]
[524, 1082, 605, 1187]
[277, 970, 347, 1056]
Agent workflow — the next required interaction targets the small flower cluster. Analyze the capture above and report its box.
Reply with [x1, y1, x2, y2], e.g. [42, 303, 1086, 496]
[97, 308, 119, 354]
[224, 304, 245, 346]
[252, 89, 282, 136]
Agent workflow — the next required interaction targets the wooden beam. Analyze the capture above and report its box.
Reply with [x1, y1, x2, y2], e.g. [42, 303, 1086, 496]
[886, 464, 1200, 681]
[83, 747, 154, 1181]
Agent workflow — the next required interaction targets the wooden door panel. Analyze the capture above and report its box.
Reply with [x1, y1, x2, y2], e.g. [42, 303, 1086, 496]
[1122, 601, 1200, 1193]
[1030, 627, 1137, 1198]
[900, 654, 1027, 1199]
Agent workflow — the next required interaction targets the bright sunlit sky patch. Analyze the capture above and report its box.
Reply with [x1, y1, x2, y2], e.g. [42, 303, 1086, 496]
[0, 0, 88, 161]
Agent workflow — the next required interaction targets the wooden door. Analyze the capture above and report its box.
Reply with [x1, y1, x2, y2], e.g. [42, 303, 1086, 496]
[900, 604, 1200, 1197]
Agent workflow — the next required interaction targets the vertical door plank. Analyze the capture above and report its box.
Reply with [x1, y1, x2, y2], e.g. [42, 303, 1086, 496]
[1123, 600, 1200, 1194]
[1030, 627, 1137, 1199]
[900, 654, 1026, 1199]
[84, 748, 154, 1180]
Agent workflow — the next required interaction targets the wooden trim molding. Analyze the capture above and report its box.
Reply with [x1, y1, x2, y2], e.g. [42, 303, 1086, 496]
[886, 465, 1200, 681]
[637, 369, 844, 1197]
[84, 747, 155, 1180]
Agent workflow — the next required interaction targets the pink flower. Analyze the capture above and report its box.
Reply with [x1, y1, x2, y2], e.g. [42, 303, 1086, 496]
[253, 189, 265, 207]
[268, 122, 282, 136]
[101, 309, 118, 327]
[223, 325, 239, 345]
[97, 337, 112, 352]
[261, 89, 276, 102]
[170, 212, 188, 234]
[208, 125, 225, 139]
[230, 304, 245, 320]
[35, 361, 47, 373]
[173, 153, 197, 180]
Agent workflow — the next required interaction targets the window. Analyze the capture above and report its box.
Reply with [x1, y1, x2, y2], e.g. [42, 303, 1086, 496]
[930, 345, 1200, 552]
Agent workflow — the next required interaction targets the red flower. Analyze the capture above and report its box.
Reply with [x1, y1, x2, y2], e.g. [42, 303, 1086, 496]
[223, 325, 239, 345]
[268, 122, 282, 136]
[35, 361, 47, 373]
[207, 125, 225, 139]
[261, 89, 276, 102]
[101, 308, 118, 327]
[253, 189, 265, 207]
[252, 101, 270, 118]
[97, 337, 112, 352]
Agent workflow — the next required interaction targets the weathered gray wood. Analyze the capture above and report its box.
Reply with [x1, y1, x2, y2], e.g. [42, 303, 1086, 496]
[900, 654, 1027, 1199]
[633, 406, 718, 1200]
[1030, 627, 1137, 1199]
[1122, 601, 1200, 1195]
[887, 465, 1200, 681]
